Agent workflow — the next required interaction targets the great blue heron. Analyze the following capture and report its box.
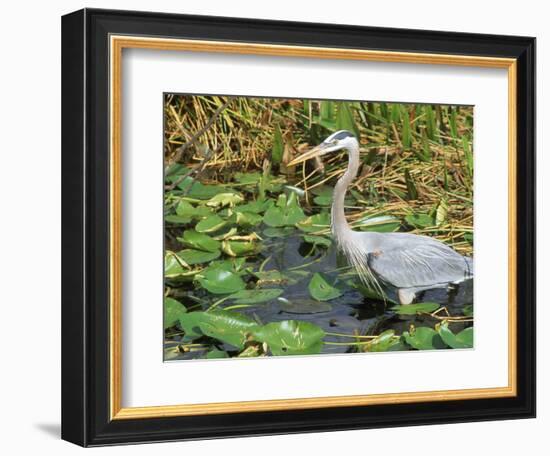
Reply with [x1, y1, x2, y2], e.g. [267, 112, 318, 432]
[288, 130, 473, 305]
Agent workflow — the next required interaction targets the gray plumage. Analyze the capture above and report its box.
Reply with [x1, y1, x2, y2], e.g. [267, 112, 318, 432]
[288, 130, 473, 304]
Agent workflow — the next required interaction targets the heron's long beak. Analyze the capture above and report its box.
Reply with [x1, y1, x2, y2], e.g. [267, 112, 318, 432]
[287, 144, 327, 167]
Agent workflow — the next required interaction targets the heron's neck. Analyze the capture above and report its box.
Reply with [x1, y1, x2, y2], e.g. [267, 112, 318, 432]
[331, 142, 360, 247]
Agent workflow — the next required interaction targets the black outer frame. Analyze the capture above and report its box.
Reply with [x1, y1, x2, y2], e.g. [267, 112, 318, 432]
[61, 8, 536, 447]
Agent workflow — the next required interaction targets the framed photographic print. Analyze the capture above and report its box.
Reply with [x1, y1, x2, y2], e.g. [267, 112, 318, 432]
[61, 8, 536, 447]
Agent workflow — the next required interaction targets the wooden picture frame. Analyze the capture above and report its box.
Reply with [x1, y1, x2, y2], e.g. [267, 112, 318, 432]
[62, 8, 536, 446]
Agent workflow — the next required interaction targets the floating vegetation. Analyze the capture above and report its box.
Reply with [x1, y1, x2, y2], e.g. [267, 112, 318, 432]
[164, 95, 474, 360]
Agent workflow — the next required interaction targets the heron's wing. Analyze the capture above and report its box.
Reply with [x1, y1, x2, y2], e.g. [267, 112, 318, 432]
[368, 241, 472, 289]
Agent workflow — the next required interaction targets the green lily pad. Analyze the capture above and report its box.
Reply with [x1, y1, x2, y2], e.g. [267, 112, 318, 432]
[263, 205, 305, 227]
[165, 163, 191, 178]
[308, 273, 343, 301]
[197, 266, 246, 294]
[229, 211, 263, 227]
[402, 327, 447, 350]
[311, 185, 333, 196]
[221, 240, 259, 257]
[263, 227, 295, 238]
[179, 180, 228, 199]
[206, 192, 244, 208]
[235, 199, 274, 214]
[296, 212, 331, 233]
[313, 195, 332, 206]
[207, 258, 247, 274]
[234, 172, 262, 185]
[302, 234, 332, 247]
[178, 230, 220, 252]
[356, 215, 401, 232]
[366, 330, 402, 352]
[405, 213, 435, 228]
[253, 320, 325, 356]
[164, 297, 187, 329]
[165, 214, 192, 225]
[228, 288, 283, 304]
[175, 200, 212, 219]
[177, 311, 204, 340]
[263, 193, 306, 227]
[254, 269, 309, 286]
[165, 253, 198, 280]
[438, 323, 473, 349]
[195, 214, 227, 233]
[179, 310, 260, 349]
[391, 302, 440, 315]
[176, 249, 221, 265]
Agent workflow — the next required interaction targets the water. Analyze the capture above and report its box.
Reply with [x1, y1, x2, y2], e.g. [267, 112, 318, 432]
[166, 228, 473, 359]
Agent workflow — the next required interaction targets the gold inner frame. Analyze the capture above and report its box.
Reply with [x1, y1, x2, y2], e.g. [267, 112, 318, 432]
[109, 35, 518, 420]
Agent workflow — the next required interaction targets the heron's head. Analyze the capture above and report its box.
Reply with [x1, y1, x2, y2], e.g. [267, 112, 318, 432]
[288, 130, 358, 167]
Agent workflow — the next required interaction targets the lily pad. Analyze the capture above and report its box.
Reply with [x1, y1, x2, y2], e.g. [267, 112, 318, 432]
[195, 214, 227, 233]
[207, 258, 247, 274]
[165, 253, 198, 280]
[313, 195, 332, 206]
[235, 199, 274, 214]
[356, 215, 401, 232]
[234, 172, 262, 185]
[254, 320, 325, 356]
[197, 266, 246, 294]
[308, 273, 343, 301]
[391, 302, 440, 315]
[206, 192, 244, 208]
[311, 185, 333, 196]
[178, 230, 220, 252]
[179, 180, 228, 199]
[177, 311, 204, 340]
[179, 310, 259, 349]
[165, 163, 191, 178]
[164, 297, 187, 329]
[402, 326, 447, 350]
[165, 214, 193, 225]
[438, 323, 473, 349]
[366, 330, 402, 352]
[254, 269, 309, 286]
[228, 288, 283, 304]
[302, 234, 332, 247]
[175, 200, 212, 219]
[176, 249, 220, 265]
[263, 227, 295, 238]
[221, 240, 259, 257]
[229, 211, 263, 227]
[263, 193, 306, 227]
[405, 213, 434, 229]
[296, 212, 330, 233]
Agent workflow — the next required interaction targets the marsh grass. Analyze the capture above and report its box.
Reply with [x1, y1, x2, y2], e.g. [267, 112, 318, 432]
[165, 95, 473, 254]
